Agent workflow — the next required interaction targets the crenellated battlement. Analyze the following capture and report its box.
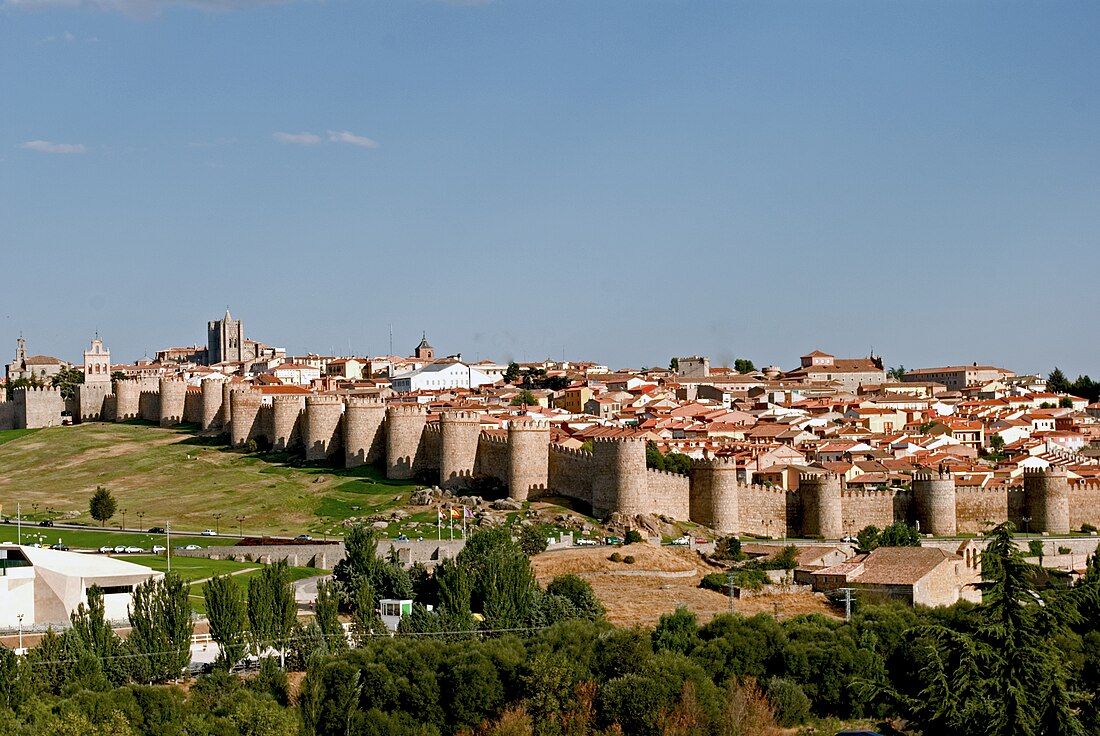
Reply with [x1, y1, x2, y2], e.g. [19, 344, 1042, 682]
[843, 488, 909, 499]
[387, 404, 427, 417]
[15, 386, 63, 395]
[346, 395, 385, 408]
[913, 471, 952, 482]
[693, 456, 738, 470]
[440, 410, 481, 423]
[271, 395, 305, 406]
[799, 471, 839, 482]
[231, 390, 263, 406]
[592, 435, 646, 445]
[646, 467, 689, 480]
[549, 444, 594, 460]
[509, 419, 550, 431]
[479, 433, 508, 446]
[1023, 467, 1068, 477]
[306, 394, 344, 406]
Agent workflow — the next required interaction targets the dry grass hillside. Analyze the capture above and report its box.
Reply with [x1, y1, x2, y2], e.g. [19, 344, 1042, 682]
[532, 543, 840, 627]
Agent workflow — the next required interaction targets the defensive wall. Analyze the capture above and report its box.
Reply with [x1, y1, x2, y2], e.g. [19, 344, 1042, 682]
[178, 539, 467, 569]
[7, 381, 1100, 538]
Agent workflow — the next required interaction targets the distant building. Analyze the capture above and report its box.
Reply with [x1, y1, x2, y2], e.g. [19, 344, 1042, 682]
[5, 337, 70, 382]
[414, 334, 435, 361]
[807, 546, 981, 607]
[902, 364, 1016, 392]
[390, 361, 495, 393]
[83, 336, 112, 384]
[783, 350, 886, 391]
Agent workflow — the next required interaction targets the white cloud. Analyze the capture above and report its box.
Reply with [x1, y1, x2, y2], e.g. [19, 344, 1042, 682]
[273, 131, 321, 145]
[20, 140, 86, 154]
[327, 130, 378, 149]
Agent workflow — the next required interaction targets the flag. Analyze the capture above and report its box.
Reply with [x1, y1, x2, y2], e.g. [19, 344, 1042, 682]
[451, 507, 462, 519]
[463, 506, 474, 519]
[437, 506, 446, 521]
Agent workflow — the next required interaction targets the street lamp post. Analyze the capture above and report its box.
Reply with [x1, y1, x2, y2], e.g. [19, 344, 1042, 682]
[1022, 516, 1032, 535]
[121, 508, 127, 531]
[236, 516, 245, 538]
[17, 613, 24, 651]
[137, 511, 145, 530]
[213, 513, 223, 536]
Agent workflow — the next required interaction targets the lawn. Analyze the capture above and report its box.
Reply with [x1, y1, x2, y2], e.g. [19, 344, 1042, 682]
[0, 423, 424, 537]
[131, 554, 323, 614]
[0, 525, 217, 551]
[0, 429, 39, 447]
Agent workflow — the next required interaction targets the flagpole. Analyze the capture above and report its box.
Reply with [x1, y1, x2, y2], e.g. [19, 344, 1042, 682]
[437, 505, 441, 541]
[449, 505, 454, 541]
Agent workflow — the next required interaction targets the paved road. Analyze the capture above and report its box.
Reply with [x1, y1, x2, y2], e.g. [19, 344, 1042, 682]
[293, 574, 332, 607]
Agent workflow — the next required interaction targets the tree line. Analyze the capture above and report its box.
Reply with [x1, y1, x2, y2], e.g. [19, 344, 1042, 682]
[2, 523, 1099, 734]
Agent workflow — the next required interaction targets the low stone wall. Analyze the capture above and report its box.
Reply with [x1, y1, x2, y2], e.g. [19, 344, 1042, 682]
[177, 538, 467, 569]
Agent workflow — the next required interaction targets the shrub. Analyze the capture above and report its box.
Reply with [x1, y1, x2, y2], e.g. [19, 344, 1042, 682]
[1058, 546, 1071, 555]
[764, 677, 811, 727]
[625, 530, 643, 544]
[1082, 524, 1096, 533]
[623, 556, 635, 565]
[609, 553, 623, 563]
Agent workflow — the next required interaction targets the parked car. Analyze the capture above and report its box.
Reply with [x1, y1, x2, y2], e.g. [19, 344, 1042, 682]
[113, 545, 127, 553]
[842, 535, 858, 544]
[148, 526, 165, 534]
[201, 529, 218, 536]
[50, 543, 69, 551]
[574, 538, 598, 546]
[125, 546, 144, 554]
[38, 519, 54, 527]
[295, 534, 313, 541]
[395, 535, 409, 542]
[604, 536, 623, 545]
[671, 535, 690, 546]
[178, 544, 201, 551]
[99, 546, 113, 553]
[151, 545, 166, 553]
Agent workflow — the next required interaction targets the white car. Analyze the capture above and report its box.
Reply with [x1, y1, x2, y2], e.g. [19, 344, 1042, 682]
[201, 529, 218, 536]
[99, 546, 113, 553]
[179, 544, 201, 551]
[125, 546, 144, 554]
[574, 538, 598, 546]
[151, 545, 166, 553]
[671, 536, 691, 546]
[113, 545, 128, 553]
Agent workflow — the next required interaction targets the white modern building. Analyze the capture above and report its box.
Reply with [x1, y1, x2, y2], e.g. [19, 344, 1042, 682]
[390, 362, 496, 393]
[0, 545, 162, 627]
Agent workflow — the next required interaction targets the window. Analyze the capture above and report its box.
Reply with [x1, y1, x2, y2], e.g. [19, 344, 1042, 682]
[96, 585, 134, 595]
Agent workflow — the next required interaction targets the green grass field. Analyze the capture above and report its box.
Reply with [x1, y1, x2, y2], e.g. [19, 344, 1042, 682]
[0, 423, 423, 537]
[129, 555, 322, 614]
[0, 525, 217, 550]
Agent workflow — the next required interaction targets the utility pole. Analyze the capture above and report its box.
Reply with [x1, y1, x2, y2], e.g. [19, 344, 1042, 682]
[16, 501, 21, 545]
[840, 587, 856, 621]
[727, 570, 736, 613]
[166, 521, 171, 573]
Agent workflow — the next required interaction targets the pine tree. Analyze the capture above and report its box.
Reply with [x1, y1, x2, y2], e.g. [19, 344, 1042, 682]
[89, 486, 117, 524]
[314, 579, 346, 653]
[248, 560, 297, 665]
[1048, 367, 1070, 394]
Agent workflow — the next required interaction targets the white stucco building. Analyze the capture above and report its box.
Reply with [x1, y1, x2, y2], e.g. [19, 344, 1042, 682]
[390, 362, 496, 393]
[0, 545, 162, 627]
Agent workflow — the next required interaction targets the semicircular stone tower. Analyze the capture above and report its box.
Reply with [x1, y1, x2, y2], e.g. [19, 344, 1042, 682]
[114, 380, 140, 422]
[913, 471, 957, 536]
[344, 396, 387, 468]
[508, 419, 551, 501]
[592, 437, 647, 519]
[271, 395, 305, 452]
[229, 389, 262, 447]
[690, 456, 740, 534]
[1024, 467, 1070, 535]
[799, 473, 844, 539]
[304, 394, 344, 462]
[386, 404, 427, 480]
[158, 378, 187, 428]
[221, 381, 234, 429]
[439, 411, 481, 490]
[200, 379, 224, 431]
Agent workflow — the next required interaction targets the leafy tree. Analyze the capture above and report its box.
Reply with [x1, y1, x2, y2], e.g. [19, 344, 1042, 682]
[89, 486, 117, 524]
[314, 579, 346, 653]
[989, 434, 1006, 456]
[519, 523, 552, 557]
[436, 557, 476, 633]
[351, 577, 385, 644]
[654, 607, 699, 655]
[733, 358, 755, 374]
[1059, 396, 1074, 408]
[545, 575, 604, 620]
[624, 529, 644, 545]
[127, 573, 193, 683]
[856, 525, 881, 553]
[1048, 367, 1070, 395]
[50, 366, 84, 401]
[715, 536, 745, 561]
[644, 441, 692, 475]
[511, 389, 539, 407]
[248, 560, 297, 664]
[669, 357, 680, 372]
[877, 522, 921, 547]
[110, 370, 128, 383]
[68, 584, 123, 685]
[887, 365, 907, 381]
[763, 676, 811, 727]
[205, 574, 247, 670]
[504, 362, 521, 384]
[4, 373, 42, 400]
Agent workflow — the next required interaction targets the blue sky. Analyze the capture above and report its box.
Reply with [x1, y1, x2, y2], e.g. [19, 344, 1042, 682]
[2, 1, 1098, 376]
